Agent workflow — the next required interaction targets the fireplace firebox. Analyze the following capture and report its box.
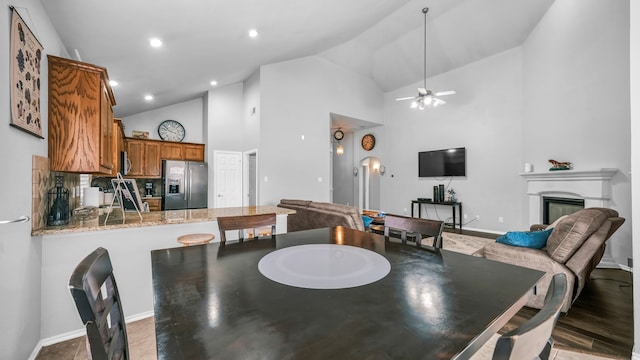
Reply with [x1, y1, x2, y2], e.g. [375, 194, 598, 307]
[542, 196, 585, 224]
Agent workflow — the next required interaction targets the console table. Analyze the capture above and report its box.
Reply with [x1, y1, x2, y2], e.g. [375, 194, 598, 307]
[411, 199, 462, 230]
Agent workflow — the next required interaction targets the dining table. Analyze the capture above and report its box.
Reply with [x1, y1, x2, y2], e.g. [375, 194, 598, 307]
[151, 226, 543, 359]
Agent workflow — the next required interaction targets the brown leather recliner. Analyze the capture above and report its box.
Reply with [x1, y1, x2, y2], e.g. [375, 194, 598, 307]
[473, 208, 624, 313]
[277, 199, 365, 232]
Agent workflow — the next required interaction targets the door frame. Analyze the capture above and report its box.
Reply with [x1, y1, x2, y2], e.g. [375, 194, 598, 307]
[243, 149, 258, 206]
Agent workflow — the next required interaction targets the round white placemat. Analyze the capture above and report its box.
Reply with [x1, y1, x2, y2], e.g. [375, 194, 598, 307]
[258, 244, 391, 289]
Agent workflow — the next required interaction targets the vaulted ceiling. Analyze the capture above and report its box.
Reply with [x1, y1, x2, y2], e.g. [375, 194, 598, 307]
[41, 0, 554, 118]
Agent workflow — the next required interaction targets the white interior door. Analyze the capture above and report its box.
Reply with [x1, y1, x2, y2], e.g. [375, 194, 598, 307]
[214, 150, 243, 208]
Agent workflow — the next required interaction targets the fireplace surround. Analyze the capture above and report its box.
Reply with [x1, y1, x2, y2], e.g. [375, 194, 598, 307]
[521, 168, 618, 267]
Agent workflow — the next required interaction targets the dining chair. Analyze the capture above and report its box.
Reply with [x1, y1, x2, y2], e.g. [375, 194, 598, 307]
[217, 213, 277, 243]
[492, 273, 567, 360]
[68, 247, 129, 360]
[383, 214, 445, 248]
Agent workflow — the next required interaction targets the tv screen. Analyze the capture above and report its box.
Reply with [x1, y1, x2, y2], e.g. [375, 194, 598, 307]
[419, 147, 466, 177]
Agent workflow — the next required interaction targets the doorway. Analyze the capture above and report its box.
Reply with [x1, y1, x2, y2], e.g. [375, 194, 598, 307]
[243, 149, 258, 206]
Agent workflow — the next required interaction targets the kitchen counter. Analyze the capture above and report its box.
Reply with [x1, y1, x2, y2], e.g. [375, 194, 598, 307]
[32, 206, 295, 236]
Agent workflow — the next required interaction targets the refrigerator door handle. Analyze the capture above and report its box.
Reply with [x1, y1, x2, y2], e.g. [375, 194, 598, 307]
[189, 168, 193, 202]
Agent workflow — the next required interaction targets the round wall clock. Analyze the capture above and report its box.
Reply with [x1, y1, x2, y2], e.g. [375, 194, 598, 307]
[333, 129, 344, 141]
[361, 133, 376, 151]
[158, 119, 185, 142]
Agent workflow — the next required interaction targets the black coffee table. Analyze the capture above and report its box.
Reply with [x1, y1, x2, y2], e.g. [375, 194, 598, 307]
[151, 227, 543, 359]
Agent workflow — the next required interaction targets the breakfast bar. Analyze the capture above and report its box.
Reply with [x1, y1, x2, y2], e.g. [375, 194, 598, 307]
[35, 206, 294, 340]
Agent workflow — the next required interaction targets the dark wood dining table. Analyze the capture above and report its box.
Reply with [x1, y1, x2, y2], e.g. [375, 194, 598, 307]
[151, 227, 543, 359]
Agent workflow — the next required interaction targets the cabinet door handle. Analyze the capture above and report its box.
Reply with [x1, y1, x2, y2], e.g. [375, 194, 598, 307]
[0, 216, 30, 225]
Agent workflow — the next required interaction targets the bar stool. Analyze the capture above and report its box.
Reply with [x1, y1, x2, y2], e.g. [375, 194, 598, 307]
[177, 233, 215, 246]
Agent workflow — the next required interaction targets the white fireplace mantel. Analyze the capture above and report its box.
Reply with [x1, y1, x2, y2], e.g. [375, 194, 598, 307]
[520, 168, 619, 268]
[520, 168, 618, 224]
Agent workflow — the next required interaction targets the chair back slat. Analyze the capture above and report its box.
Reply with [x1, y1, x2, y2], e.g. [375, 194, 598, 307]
[217, 213, 277, 243]
[69, 247, 129, 360]
[492, 273, 567, 360]
[383, 214, 444, 248]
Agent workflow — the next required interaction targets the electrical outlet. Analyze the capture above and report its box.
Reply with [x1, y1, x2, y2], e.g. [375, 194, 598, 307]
[463, 213, 468, 219]
[403, 208, 408, 215]
[498, 217, 504, 223]
[475, 215, 480, 220]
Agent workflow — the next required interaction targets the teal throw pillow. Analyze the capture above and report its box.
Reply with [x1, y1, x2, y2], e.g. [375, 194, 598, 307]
[496, 228, 553, 250]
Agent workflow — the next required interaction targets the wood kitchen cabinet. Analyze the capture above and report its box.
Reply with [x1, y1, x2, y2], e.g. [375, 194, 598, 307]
[144, 198, 162, 211]
[48, 55, 116, 174]
[126, 138, 205, 178]
[127, 139, 161, 178]
[108, 119, 126, 177]
[160, 142, 183, 160]
[183, 143, 205, 161]
[160, 141, 205, 161]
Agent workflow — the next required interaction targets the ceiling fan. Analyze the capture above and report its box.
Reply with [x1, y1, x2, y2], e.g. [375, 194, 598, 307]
[396, 7, 455, 109]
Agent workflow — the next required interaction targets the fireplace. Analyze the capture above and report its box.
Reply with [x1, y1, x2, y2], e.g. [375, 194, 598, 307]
[521, 168, 618, 267]
[521, 168, 617, 225]
[542, 196, 584, 224]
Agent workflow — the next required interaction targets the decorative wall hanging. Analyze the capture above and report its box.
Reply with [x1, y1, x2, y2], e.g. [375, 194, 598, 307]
[10, 6, 44, 138]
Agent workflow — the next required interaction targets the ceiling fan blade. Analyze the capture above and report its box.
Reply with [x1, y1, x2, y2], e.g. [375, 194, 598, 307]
[417, 88, 427, 96]
[434, 90, 456, 96]
[395, 96, 416, 101]
[433, 97, 447, 106]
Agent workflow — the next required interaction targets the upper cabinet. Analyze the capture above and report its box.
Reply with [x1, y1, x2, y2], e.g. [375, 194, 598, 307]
[108, 119, 126, 177]
[48, 55, 116, 174]
[125, 139, 203, 179]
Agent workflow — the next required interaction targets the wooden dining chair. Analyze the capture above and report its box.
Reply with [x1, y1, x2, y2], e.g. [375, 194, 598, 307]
[383, 214, 445, 248]
[492, 273, 567, 360]
[68, 247, 129, 360]
[217, 213, 277, 243]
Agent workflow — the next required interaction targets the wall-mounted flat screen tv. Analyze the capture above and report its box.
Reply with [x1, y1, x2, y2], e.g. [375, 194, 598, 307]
[418, 147, 466, 177]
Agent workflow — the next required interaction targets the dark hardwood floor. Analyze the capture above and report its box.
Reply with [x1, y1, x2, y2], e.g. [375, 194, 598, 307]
[448, 227, 634, 359]
[501, 268, 633, 359]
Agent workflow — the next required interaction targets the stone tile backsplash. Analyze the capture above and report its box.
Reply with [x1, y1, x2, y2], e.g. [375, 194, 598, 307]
[32, 155, 80, 232]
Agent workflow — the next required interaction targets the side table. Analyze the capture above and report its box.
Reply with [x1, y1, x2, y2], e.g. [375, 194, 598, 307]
[411, 200, 462, 230]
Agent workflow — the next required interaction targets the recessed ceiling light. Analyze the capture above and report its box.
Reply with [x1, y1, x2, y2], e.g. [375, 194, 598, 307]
[109, 80, 118, 87]
[210, 80, 218, 86]
[149, 38, 163, 47]
[144, 95, 153, 101]
[248, 29, 258, 38]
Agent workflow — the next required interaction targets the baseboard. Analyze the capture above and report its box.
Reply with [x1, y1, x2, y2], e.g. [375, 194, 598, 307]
[458, 226, 503, 235]
[28, 311, 154, 360]
[619, 264, 633, 272]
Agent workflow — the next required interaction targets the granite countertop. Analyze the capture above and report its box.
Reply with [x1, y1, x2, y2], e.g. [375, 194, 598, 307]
[33, 206, 295, 236]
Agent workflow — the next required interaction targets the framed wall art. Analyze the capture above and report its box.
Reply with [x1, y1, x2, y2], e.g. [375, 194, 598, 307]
[10, 6, 44, 138]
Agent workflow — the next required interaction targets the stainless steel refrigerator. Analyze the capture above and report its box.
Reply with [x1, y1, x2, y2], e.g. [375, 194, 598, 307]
[162, 160, 208, 210]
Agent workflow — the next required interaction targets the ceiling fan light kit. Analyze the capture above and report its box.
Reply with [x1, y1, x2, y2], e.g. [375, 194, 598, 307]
[396, 7, 455, 110]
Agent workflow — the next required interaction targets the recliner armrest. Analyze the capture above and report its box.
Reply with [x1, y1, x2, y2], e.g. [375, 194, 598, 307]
[479, 242, 576, 312]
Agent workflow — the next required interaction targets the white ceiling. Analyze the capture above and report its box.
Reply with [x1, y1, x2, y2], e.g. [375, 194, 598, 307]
[40, 0, 554, 118]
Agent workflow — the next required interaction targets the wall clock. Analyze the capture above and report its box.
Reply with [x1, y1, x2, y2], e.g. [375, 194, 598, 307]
[361, 134, 376, 151]
[158, 120, 185, 142]
[333, 129, 344, 141]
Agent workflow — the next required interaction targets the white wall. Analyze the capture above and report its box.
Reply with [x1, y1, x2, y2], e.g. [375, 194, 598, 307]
[243, 70, 261, 151]
[259, 56, 384, 205]
[522, 0, 631, 265]
[0, 1, 66, 358]
[629, 1, 639, 359]
[121, 97, 204, 143]
[381, 47, 524, 230]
